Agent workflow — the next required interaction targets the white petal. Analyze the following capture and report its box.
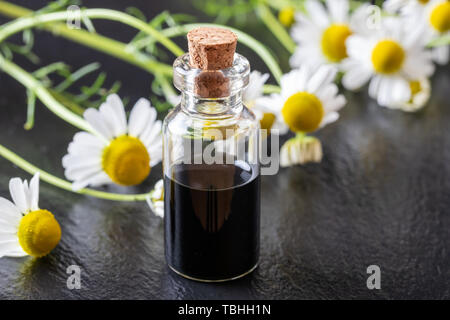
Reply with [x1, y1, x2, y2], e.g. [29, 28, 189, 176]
[349, 3, 372, 36]
[271, 119, 289, 135]
[280, 142, 291, 167]
[342, 67, 372, 90]
[368, 75, 382, 99]
[62, 154, 102, 171]
[3, 248, 28, 257]
[390, 77, 411, 104]
[325, 94, 347, 113]
[0, 233, 16, 242]
[244, 71, 269, 103]
[383, 0, 407, 13]
[345, 35, 371, 60]
[71, 171, 112, 191]
[148, 142, 163, 167]
[154, 179, 164, 191]
[84, 108, 114, 141]
[128, 99, 155, 138]
[9, 178, 28, 213]
[141, 120, 162, 148]
[106, 94, 127, 134]
[0, 240, 22, 258]
[326, 0, 349, 23]
[307, 65, 337, 94]
[67, 143, 103, 159]
[65, 164, 103, 181]
[432, 45, 449, 65]
[0, 198, 22, 222]
[281, 68, 311, 98]
[28, 173, 39, 211]
[73, 132, 105, 148]
[305, 0, 330, 28]
[317, 83, 338, 102]
[375, 77, 410, 107]
[0, 224, 17, 234]
[320, 112, 340, 128]
[99, 101, 127, 138]
[289, 47, 325, 70]
[403, 53, 435, 79]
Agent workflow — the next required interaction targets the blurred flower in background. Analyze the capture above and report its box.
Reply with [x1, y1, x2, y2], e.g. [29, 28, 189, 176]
[260, 65, 345, 134]
[258, 65, 346, 165]
[341, 17, 435, 108]
[384, 0, 450, 65]
[63, 94, 162, 190]
[384, 77, 431, 112]
[290, 0, 371, 70]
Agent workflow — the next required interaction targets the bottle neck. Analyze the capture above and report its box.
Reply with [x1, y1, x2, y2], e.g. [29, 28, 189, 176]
[181, 91, 243, 118]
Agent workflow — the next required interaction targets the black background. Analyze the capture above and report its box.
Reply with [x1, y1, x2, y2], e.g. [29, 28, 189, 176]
[0, 0, 449, 299]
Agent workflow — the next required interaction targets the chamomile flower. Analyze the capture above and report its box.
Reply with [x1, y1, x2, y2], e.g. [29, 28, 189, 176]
[384, 0, 450, 65]
[257, 65, 346, 135]
[63, 94, 162, 190]
[384, 78, 431, 112]
[258, 65, 345, 165]
[290, 0, 371, 70]
[341, 17, 435, 107]
[0, 173, 61, 258]
[146, 179, 164, 218]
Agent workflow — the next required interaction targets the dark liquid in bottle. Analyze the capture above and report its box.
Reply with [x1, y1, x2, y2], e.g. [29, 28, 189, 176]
[164, 162, 260, 281]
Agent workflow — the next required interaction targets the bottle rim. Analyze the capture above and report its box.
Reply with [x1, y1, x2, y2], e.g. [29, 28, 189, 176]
[173, 53, 250, 98]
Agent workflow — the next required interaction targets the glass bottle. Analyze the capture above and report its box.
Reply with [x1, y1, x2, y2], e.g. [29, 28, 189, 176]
[162, 27, 260, 282]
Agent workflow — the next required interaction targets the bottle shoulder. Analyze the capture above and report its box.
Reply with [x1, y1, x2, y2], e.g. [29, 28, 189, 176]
[163, 104, 258, 138]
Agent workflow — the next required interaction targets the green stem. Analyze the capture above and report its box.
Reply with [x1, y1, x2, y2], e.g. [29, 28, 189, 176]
[162, 23, 283, 84]
[427, 34, 450, 47]
[263, 84, 281, 94]
[0, 54, 99, 137]
[295, 131, 306, 140]
[49, 89, 86, 115]
[0, 7, 184, 57]
[0, 143, 151, 201]
[0, 1, 173, 76]
[0, 1, 175, 104]
[257, 3, 296, 54]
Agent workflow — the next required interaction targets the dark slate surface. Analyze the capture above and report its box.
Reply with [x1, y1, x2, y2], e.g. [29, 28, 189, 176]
[0, 0, 450, 300]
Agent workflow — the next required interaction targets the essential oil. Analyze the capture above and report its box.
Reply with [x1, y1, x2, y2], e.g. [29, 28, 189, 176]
[165, 162, 260, 281]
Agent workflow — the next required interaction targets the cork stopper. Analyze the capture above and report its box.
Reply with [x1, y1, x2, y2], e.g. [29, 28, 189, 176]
[187, 27, 237, 98]
[187, 27, 237, 70]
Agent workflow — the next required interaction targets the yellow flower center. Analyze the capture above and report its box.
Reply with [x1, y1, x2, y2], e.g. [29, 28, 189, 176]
[18, 209, 61, 258]
[282, 92, 324, 133]
[321, 24, 352, 62]
[102, 135, 150, 186]
[278, 7, 295, 27]
[429, 1, 450, 33]
[409, 80, 422, 96]
[371, 40, 405, 74]
[419, 0, 430, 4]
